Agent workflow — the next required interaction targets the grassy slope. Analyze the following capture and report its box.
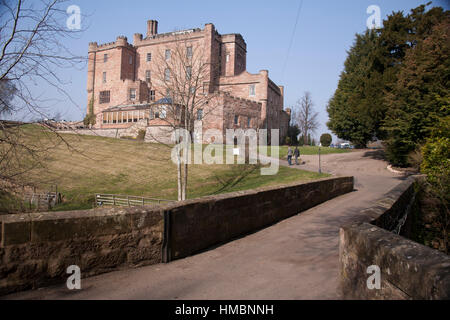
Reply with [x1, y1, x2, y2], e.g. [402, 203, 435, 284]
[10, 127, 328, 211]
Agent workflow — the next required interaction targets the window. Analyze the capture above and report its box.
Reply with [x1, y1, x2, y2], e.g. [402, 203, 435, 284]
[99, 91, 110, 104]
[186, 66, 192, 80]
[247, 117, 251, 127]
[146, 53, 152, 62]
[186, 46, 193, 58]
[234, 115, 239, 125]
[190, 86, 195, 95]
[226, 54, 230, 62]
[149, 90, 155, 101]
[165, 49, 171, 60]
[145, 70, 151, 82]
[130, 88, 136, 101]
[249, 84, 256, 97]
[165, 68, 171, 81]
[129, 55, 133, 65]
[103, 72, 107, 83]
[197, 109, 203, 121]
[166, 88, 171, 98]
[104, 54, 108, 63]
[149, 108, 155, 119]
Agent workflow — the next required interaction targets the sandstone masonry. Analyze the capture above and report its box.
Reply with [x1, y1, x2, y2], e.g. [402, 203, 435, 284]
[87, 20, 290, 143]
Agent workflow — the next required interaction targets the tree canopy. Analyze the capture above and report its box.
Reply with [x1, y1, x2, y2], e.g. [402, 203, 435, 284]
[327, 3, 449, 165]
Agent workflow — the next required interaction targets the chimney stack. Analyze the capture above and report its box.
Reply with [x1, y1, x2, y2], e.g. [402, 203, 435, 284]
[147, 20, 158, 37]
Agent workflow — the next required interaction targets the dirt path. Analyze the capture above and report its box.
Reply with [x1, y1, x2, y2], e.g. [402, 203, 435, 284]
[4, 150, 407, 300]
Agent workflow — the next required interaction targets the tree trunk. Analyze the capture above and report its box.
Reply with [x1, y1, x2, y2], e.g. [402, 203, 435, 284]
[177, 150, 182, 201]
[182, 162, 188, 201]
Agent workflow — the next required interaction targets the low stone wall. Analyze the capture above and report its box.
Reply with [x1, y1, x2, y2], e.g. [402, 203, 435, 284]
[0, 176, 354, 295]
[164, 177, 354, 261]
[0, 207, 163, 295]
[339, 177, 450, 300]
[57, 128, 123, 139]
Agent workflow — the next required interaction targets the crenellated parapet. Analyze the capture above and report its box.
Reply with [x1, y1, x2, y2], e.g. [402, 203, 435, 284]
[88, 36, 134, 52]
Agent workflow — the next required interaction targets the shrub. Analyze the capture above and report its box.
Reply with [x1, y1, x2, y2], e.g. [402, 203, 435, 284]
[320, 133, 332, 147]
[421, 137, 450, 189]
[419, 136, 450, 253]
[137, 129, 146, 141]
[83, 96, 96, 127]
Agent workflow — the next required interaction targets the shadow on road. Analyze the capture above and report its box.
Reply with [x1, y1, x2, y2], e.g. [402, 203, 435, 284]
[362, 149, 386, 161]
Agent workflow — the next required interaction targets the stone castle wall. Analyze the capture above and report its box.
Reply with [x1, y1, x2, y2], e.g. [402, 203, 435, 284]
[86, 20, 290, 143]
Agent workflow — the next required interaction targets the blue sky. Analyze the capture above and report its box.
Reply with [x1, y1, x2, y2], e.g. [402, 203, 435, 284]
[26, 0, 450, 140]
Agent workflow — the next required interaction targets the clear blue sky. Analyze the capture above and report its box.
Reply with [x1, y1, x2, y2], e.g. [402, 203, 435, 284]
[35, 0, 450, 140]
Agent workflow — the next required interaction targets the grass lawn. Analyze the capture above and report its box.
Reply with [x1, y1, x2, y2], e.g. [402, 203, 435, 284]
[4, 126, 329, 212]
[263, 145, 351, 159]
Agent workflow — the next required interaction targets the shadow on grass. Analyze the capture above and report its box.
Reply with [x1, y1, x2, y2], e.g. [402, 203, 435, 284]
[211, 164, 261, 195]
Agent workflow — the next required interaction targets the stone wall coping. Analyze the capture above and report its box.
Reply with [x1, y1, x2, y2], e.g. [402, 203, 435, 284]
[340, 175, 449, 299]
[0, 176, 345, 225]
[342, 222, 450, 299]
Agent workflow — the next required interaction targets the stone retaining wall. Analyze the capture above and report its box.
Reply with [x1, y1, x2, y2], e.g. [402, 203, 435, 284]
[339, 177, 450, 300]
[0, 177, 354, 295]
[164, 177, 354, 261]
[0, 207, 163, 295]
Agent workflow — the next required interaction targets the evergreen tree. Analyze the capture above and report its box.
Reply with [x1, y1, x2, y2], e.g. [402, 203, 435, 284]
[383, 17, 450, 165]
[326, 30, 384, 147]
[327, 3, 448, 157]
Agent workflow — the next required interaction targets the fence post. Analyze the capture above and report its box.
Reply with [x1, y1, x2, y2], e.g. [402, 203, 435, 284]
[127, 196, 130, 207]
[113, 195, 116, 206]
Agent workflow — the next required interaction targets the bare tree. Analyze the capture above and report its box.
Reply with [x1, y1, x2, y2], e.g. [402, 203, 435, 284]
[0, 0, 85, 186]
[151, 34, 217, 201]
[295, 92, 319, 145]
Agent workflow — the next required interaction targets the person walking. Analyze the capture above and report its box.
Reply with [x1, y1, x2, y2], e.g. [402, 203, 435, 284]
[287, 147, 293, 166]
[294, 146, 300, 165]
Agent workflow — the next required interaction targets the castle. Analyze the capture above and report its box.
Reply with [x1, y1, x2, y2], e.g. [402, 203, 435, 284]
[87, 20, 290, 143]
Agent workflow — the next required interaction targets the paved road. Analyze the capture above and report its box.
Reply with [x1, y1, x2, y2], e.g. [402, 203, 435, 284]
[5, 150, 406, 300]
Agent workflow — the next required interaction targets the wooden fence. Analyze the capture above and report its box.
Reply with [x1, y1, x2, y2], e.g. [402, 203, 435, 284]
[94, 194, 175, 208]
